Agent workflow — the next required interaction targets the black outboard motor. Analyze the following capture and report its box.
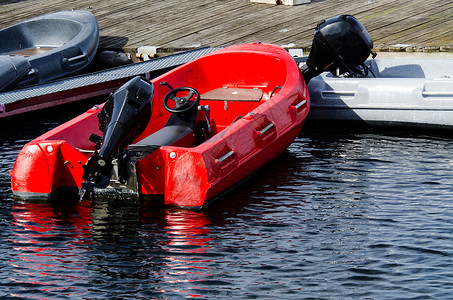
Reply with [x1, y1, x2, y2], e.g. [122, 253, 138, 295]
[81, 76, 153, 193]
[301, 15, 376, 83]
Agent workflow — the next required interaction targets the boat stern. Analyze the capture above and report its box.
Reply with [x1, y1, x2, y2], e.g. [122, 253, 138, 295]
[159, 147, 210, 208]
[10, 140, 88, 200]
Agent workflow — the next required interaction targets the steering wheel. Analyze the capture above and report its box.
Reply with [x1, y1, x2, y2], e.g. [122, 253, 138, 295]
[163, 87, 200, 114]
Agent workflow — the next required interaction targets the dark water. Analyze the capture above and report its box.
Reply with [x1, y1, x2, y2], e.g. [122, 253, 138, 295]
[1, 105, 453, 299]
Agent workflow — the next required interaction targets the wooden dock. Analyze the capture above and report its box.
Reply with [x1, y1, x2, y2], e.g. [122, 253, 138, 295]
[1, 0, 453, 54]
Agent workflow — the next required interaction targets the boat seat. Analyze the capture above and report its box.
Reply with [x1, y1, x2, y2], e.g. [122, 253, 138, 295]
[128, 125, 195, 157]
[201, 87, 263, 101]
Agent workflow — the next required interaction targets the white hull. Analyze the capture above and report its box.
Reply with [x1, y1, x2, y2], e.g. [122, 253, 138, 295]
[307, 58, 453, 129]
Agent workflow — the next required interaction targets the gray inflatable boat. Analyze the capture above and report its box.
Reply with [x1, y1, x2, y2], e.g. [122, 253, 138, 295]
[0, 10, 99, 91]
[307, 57, 453, 130]
[292, 15, 453, 131]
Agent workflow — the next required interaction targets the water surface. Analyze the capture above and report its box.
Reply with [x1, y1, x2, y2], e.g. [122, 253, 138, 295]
[1, 106, 453, 299]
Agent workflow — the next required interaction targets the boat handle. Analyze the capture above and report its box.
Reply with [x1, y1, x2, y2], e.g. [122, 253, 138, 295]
[294, 99, 307, 109]
[259, 122, 275, 135]
[18, 68, 39, 85]
[217, 150, 235, 163]
[68, 54, 86, 62]
[422, 91, 453, 97]
[270, 85, 283, 98]
[66, 53, 87, 67]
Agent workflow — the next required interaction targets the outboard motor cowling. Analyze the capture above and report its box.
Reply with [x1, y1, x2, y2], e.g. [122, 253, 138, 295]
[98, 76, 153, 159]
[301, 15, 376, 83]
[81, 76, 153, 192]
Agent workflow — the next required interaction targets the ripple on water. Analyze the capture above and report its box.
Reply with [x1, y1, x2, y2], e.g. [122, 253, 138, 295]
[2, 115, 453, 298]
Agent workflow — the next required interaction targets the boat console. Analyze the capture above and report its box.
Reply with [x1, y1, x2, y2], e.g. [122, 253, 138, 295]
[128, 83, 203, 157]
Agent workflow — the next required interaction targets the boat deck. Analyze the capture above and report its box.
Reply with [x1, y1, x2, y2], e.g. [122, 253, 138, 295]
[1, 0, 452, 54]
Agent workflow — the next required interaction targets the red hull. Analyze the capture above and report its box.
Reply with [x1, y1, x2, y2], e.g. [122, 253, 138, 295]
[11, 43, 309, 208]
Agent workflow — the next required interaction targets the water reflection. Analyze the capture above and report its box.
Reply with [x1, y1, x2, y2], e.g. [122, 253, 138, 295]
[7, 198, 218, 297]
[161, 209, 212, 253]
[157, 209, 213, 296]
[9, 200, 92, 296]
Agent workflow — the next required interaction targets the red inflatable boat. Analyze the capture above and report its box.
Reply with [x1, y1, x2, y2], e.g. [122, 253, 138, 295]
[10, 43, 308, 208]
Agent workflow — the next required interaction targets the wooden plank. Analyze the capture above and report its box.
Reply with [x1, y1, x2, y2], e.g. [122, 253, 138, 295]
[202, 88, 263, 102]
[1, 0, 453, 52]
